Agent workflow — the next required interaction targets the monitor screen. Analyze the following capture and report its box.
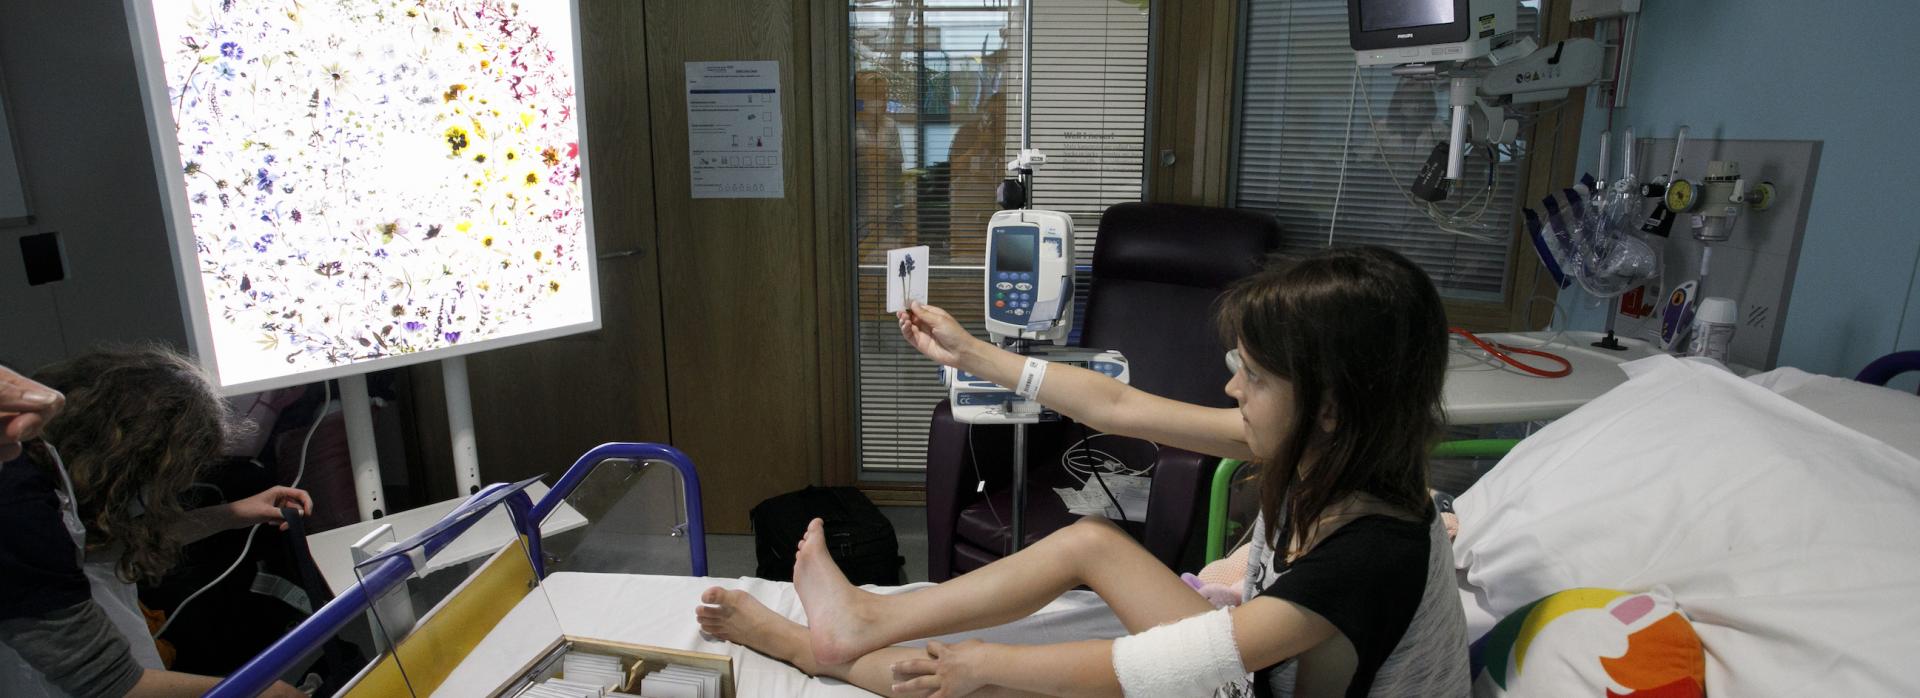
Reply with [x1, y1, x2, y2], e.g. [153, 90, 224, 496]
[995, 231, 1037, 273]
[1360, 0, 1455, 32]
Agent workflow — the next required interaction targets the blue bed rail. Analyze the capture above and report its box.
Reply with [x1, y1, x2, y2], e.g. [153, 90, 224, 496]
[1857, 350, 1920, 394]
[205, 442, 707, 698]
[530, 441, 710, 577]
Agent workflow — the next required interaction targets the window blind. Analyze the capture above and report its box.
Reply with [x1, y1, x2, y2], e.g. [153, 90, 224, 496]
[850, 0, 1149, 474]
[1233, 0, 1540, 300]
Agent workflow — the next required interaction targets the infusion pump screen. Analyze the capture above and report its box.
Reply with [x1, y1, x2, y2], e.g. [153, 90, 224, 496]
[1360, 0, 1454, 31]
[994, 230, 1038, 272]
[998, 230, 1044, 270]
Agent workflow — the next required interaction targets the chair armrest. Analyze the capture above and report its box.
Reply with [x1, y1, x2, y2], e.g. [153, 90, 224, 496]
[1141, 447, 1220, 572]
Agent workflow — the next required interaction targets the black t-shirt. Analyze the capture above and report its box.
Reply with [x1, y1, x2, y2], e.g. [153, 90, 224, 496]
[1254, 514, 1431, 698]
[0, 455, 90, 621]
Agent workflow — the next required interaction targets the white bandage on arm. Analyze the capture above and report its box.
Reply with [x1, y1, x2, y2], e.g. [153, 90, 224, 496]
[1111, 607, 1248, 697]
[1014, 357, 1049, 400]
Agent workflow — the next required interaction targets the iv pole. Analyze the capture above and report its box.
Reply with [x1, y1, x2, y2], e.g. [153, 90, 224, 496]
[1006, 0, 1036, 554]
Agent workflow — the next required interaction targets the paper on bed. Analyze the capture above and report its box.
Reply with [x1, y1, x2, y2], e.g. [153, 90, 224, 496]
[885, 245, 929, 314]
[1053, 474, 1150, 520]
[1453, 355, 1920, 696]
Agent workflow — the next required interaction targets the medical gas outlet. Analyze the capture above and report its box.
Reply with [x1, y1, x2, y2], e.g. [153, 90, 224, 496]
[1665, 160, 1775, 243]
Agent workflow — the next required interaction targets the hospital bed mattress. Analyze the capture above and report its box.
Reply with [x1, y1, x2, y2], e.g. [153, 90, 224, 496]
[439, 572, 1129, 696]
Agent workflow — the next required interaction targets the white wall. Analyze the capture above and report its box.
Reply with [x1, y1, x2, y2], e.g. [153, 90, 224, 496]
[0, 0, 187, 371]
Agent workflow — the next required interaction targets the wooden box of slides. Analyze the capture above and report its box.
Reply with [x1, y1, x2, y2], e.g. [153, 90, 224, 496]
[490, 636, 736, 698]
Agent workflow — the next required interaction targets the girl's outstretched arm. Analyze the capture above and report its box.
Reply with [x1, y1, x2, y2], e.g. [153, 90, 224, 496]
[900, 302, 1253, 461]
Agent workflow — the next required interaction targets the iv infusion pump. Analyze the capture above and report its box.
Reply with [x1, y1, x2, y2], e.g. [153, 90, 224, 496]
[946, 207, 1130, 425]
[985, 209, 1075, 344]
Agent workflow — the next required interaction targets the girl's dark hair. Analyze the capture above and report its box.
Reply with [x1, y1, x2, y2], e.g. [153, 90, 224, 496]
[30, 345, 231, 583]
[1216, 246, 1449, 554]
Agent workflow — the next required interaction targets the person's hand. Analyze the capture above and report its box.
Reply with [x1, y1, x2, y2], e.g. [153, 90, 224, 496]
[898, 302, 979, 369]
[890, 654, 942, 697]
[229, 486, 314, 531]
[889, 639, 993, 698]
[0, 366, 63, 462]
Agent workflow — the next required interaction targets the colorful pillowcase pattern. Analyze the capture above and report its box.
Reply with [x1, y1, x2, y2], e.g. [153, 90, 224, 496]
[1470, 588, 1705, 697]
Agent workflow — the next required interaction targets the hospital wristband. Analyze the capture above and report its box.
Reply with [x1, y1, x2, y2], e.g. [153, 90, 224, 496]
[1015, 357, 1049, 400]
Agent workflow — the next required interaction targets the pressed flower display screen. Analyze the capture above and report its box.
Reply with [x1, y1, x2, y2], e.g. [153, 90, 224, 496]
[129, 0, 598, 393]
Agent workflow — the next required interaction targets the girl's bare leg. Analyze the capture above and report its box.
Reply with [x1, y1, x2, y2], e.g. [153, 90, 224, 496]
[696, 587, 1051, 697]
[791, 515, 1213, 665]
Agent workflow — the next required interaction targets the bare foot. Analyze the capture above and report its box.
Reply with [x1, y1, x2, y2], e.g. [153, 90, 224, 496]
[791, 518, 884, 665]
[696, 586, 834, 676]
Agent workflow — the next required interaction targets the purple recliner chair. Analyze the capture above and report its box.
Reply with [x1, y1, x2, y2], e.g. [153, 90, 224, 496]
[924, 202, 1282, 581]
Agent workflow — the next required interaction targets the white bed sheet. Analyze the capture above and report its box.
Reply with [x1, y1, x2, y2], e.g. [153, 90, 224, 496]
[437, 572, 1128, 696]
[1455, 570, 1501, 642]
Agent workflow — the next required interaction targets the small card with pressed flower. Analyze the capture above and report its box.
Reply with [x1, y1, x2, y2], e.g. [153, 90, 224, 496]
[886, 245, 929, 314]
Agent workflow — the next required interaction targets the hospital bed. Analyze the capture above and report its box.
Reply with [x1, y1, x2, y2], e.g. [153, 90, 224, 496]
[207, 443, 1129, 697]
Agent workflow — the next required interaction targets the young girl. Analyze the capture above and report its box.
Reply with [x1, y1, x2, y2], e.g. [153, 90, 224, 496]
[0, 346, 308, 697]
[696, 246, 1469, 697]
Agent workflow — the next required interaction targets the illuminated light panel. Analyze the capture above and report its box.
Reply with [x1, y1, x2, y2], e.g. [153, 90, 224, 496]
[131, 0, 598, 392]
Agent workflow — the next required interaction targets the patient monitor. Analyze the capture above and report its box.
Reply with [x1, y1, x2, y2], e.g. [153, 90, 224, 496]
[1349, 0, 1604, 181]
[1350, 0, 1515, 67]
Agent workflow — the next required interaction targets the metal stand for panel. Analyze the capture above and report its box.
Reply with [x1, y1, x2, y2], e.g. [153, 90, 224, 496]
[339, 358, 486, 521]
[442, 356, 484, 496]
[340, 374, 386, 520]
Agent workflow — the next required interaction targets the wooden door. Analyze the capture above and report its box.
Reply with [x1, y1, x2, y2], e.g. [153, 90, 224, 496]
[644, 0, 819, 532]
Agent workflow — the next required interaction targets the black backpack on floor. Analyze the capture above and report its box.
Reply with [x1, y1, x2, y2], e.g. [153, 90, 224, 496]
[751, 486, 904, 586]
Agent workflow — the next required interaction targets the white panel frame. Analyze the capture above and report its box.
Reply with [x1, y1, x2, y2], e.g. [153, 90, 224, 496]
[122, 0, 602, 396]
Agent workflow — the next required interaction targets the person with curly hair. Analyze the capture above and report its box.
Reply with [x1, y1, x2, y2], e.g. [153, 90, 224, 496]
[0, 346, 308, 697]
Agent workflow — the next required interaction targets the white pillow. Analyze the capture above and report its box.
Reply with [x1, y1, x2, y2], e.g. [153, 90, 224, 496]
[1453, 355, 1920, 697]
[1746, 365, 1920, 460]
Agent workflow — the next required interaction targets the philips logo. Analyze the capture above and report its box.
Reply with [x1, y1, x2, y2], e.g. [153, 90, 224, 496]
[1397, 33, 1414, 38]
